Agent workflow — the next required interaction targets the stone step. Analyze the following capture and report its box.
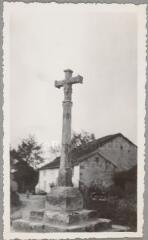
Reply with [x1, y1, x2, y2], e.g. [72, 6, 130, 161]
[30, 209, 45, 221]
[106, 224, 130, 232]
[29, 209, 98, 224]
[12, 218, 112, 232]
[44, 209, 98, 225]
[46, 187, 83, 211]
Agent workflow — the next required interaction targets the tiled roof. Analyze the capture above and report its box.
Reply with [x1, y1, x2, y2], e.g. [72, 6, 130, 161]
[39, 133, 136, 170]
[40, 157, 60, 170]
[39, 157, 60, 170]
[71, 133, 136, 162]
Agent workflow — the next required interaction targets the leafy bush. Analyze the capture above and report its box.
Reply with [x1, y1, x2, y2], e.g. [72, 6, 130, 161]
[113, 196, 137, 229]
[83, 183, 137, 230]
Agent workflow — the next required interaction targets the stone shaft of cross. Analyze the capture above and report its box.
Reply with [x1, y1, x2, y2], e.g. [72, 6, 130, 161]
[55, 69, 83, 186]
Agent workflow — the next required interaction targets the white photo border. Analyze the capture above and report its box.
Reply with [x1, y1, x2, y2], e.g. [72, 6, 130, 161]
[3, 2, 147, 239]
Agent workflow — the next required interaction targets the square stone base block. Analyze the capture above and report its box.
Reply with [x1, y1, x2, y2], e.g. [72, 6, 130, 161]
[46, 186, 83, 211]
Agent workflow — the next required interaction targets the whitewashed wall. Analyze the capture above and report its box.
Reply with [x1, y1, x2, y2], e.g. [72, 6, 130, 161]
[36, 165, 80, 193]
[72, 165, 80, 187]
[36, 168, 58, 193]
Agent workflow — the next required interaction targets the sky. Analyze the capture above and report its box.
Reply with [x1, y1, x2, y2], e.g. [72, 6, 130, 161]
[7, 3, 138, 155]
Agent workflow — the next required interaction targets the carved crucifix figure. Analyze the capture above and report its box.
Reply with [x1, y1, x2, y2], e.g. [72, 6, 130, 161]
[55, 69, 83, 186]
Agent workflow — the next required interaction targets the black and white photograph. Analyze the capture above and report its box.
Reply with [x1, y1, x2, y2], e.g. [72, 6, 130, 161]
[3, 2, 146, 239]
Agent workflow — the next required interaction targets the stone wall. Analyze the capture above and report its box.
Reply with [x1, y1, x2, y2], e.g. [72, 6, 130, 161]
[79, 154, 115, 190]
[99, 135, 137, 171]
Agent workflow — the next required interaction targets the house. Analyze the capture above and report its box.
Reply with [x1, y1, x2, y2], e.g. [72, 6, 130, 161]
[36, 133, 137, 193]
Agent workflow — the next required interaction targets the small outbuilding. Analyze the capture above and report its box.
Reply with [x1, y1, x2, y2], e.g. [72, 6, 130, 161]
[36, 133, 137, 193]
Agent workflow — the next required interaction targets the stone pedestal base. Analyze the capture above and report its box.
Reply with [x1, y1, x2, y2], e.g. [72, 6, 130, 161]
[13, 217, 112, 232]
[57, 168, 73, 186]
[12, 187, 113, 232]
[46, 187, 83, 211]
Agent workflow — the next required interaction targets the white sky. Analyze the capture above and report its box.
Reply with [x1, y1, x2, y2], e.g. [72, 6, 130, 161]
[7, 3, 138, 151]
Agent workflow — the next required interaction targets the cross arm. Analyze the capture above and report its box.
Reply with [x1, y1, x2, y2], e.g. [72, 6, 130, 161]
[71, 75, 83, 84]
[55, 80, 65, 88]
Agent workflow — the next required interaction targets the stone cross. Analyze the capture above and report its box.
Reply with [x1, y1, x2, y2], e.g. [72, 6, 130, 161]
[55, 69, 83, 186]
